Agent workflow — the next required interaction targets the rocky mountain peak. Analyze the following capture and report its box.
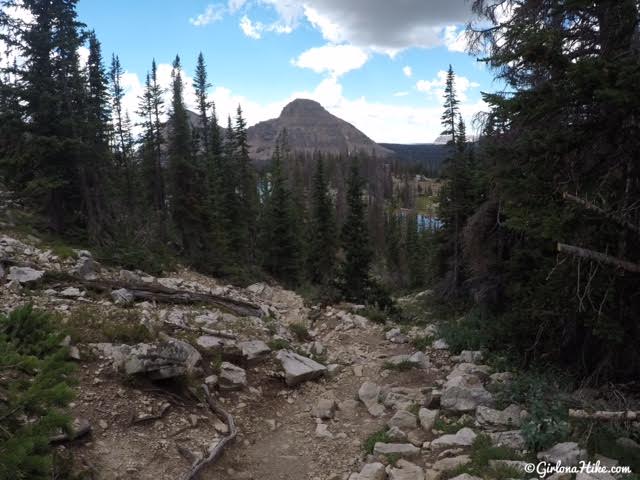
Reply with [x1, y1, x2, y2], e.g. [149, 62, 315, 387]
[247, 98, 393, 161]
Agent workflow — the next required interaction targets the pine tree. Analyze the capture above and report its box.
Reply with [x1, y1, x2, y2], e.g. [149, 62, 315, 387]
[233, 105, 258, 263]
[17, 0, 87, 233]
[193, 52, 211, 156]
[137, 60, 167, 238]
[168, 55, 208, 263]
[307, 156, 337, 284]
[260, 132, 301, 284]
[441, 65, 459, 144]
[339, 160, 373, 302]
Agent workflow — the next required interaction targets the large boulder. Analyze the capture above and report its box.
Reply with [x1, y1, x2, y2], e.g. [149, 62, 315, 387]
[441, 374, 494, 412]
[111, 336, 201, 380]
[7, 266, 44, 284]
[276, 350, 326, 386]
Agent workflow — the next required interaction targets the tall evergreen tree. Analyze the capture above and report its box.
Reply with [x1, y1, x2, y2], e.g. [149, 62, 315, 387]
[339, 160, 373, 302]
[168, 55, 208, 262]
[233, 105, 258, 263]
[261, 132, 301, 284]
[193, 52, 211, 156]
[441, 65, 460, 144]
[307, 156, 337, 284]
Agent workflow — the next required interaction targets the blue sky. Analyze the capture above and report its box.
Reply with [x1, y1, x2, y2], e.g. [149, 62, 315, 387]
[75, 0, 496, 143]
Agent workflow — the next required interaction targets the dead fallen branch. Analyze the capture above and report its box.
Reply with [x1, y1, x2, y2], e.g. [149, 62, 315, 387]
[131, 402, 171, 425]
[563, 192, 640, 235]
[181, 385, 237, 480]
[42, 272, 264, 318]
[557, 243, 640, 274]
[569, 409, 640, 421]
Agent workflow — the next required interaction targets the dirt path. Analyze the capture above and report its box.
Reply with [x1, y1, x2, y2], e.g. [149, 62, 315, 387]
[204, 318, 438, 480]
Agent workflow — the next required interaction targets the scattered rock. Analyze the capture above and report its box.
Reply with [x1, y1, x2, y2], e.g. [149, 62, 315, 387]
[219, 362, 247, 391]
[488, 460, 528, 474]
[359, 382, 385, 417]
[419, 408, 439, 432]
[7, 266, 44, 284]
[537, 442, 587, 467]
[431, 428, 477, 448]
[388, 459, 425, 480]
[441, 374, 494, 412]
[111, 336, 201, 380]
[431, 455, 471, 471]
[432, 339, 449, 350]
[476, 404, 523, 429]
[276, 350, 326, 386]
[457, 351, 483, 363]
[238, 340, 271, 365]
[448, 475, 482, 480]
[388, 410, 418, 430]
[50, 417, 92, 442]
[119, 269, 142, 284]
[488, 430, 526, 450]
[312, 399, 337, 419]
[111, 288, 134, 306]
[72, 256, 100, 280]
[315, 423, 333, 439]
[59, 286, 83, 298]
[386, 328, 409, 344]
[373, 443, 420, 460]
[353, 462, 386, 480]
[387, 426, 408, 442]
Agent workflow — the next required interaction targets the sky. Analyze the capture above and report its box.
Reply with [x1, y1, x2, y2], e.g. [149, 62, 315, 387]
[70, 1, 496, 143]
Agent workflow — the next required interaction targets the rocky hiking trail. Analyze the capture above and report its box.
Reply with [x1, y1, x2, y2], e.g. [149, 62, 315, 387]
[1, 232, 637, 480]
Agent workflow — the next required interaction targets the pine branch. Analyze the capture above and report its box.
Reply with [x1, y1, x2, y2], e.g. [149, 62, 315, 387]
[557, 243, 640, 274]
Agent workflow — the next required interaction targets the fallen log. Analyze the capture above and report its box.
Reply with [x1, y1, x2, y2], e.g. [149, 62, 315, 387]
[42, 272, 264, 318]
[557, 243, 640, 274]
[181, 385, 237, 480]
[569, 409, 640, 421]
[563, 193, 640, 235]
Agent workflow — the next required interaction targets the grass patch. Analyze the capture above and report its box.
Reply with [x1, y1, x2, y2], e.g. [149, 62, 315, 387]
[383, 360, 417, 371]
[494, 370, 571, 452]
[411, 334, 434, 350]
[360, 306, 388, 324]
[363, 428, 391, 454]
[289, 323, 311, 342]
[442, 435, 525, 480]
[433, 415, 474, 434]
[65, 306, 153, 344]
[48, 242, 78, 260]
[267, 338, 290, 351]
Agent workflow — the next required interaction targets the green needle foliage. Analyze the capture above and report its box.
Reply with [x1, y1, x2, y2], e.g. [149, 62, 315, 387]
[0, 305, 75, 480]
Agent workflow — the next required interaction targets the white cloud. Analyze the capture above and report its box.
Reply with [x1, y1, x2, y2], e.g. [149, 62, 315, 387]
[240, 15, 262, 39]
[292, 44, 369, 78]
[403, 66, 412, 77]
[189, 4, 226, 27]
[239, 14, 293, 39]
[393, 91, 409, 97]
[416, 70, 479, 102]
[443, 25, 468, 52]
[78, 46, 90, 67]
[228, 0, 248, 13]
